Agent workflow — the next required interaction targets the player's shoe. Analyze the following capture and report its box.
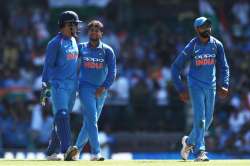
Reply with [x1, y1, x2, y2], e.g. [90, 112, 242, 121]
[90, 153, 105, 161]
[64, 146, 79, 161]
[194, 151, 209, 162]
[180, 136, 193, 160]
[47, 153, 64, 161]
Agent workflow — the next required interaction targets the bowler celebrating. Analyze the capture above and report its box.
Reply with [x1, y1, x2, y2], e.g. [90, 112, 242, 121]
[171, 17, 229, 161]
[41, 11, 81, 160]
[67, 20, 116, 161]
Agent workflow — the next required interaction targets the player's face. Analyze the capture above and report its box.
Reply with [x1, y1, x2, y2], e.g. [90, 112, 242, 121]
[196, 22, 211, 38]
[88, 26, 103, 41]
[64, 22, 78, 37]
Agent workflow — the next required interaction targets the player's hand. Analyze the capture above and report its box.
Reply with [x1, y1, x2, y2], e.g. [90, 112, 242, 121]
[96, 86, 106, 98]
[40, 82, 51, 106]
[179, 90, 189, 103]
[218, 87, 228, 99]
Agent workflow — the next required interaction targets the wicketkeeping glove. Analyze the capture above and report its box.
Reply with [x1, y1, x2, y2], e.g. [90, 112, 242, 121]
[40, 82, 51, 106]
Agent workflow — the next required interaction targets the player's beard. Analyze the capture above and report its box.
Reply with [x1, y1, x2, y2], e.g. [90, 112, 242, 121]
[89, 37, 100, 42]
[70, 26, 78, 38]
[199, 29, 211, 38]
[89, 37, 100, 47]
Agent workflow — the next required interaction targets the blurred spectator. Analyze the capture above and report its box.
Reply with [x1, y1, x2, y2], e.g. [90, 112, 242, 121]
[3, 41, 19, 70]
[229, 107, 246, 134]
[0, 104, 4, 157]
[232, 0, 249, 26]
[30, 102, 53, 149]
[109, 74, 130, 105]
[2, 100, 30, 148]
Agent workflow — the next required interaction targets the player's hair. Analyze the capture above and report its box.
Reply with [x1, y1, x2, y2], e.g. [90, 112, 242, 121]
[87, 20, 104, 31]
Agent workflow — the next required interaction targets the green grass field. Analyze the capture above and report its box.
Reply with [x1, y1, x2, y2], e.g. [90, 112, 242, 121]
[0, 160, 250, 166]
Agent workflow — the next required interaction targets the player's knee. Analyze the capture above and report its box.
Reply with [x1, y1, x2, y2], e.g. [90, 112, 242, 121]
[85, 116, 98, 127]
[55, 109, 69, 120]
[85, 112, 98, 124]
[199, 119, 205, 129]
[88, 117, 98, 125]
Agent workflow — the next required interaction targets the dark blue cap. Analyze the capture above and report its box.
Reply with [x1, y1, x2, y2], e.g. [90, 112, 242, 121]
[58, 11, 82, 28]
[193, 17, 211, 28]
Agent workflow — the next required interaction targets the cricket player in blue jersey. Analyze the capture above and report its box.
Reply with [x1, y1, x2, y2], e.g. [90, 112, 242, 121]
[66, 20, 116, 161]
[41, 11, 82, 161]
[171, 17, 229, 161]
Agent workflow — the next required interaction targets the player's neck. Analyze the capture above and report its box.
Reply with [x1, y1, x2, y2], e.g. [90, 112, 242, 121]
[61, 30, 72, 38]
[90, 40, 100, 48]
[199, 36, 209, 44]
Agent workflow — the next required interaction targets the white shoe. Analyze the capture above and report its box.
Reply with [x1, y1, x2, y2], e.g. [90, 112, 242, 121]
[64, 146, 80, 161]
[90, 153, 105, 161]
[47, 153, 64, 161]
[194, 151, 209, 162]
[180, 136, 193, 160]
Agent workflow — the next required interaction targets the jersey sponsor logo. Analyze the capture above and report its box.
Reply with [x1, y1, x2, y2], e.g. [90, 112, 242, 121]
[82, 57, 104, 69]
[83, 57, 104, 62]
[195, 54, 216, 66]
[67, 53, 78, 60]
[194, 54, 216, 59]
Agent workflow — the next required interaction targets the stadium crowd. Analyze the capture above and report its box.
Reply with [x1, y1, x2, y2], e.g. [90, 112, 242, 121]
[0, 0, 249, 156]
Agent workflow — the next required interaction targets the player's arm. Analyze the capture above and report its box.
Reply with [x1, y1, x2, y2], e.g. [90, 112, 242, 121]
[42, 39, 59, 82]
[171, 41, 193, 92]
[102, 47, 116, 88]
[96, 47, 116, 97]
[216, 42, 229, 98]
[77, 43, 83, 76]
[41, 39, 59, 106]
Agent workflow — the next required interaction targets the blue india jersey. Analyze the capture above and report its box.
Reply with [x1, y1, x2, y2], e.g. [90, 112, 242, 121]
[78, 41, 116, 89]
[171, 36, 229, 92]
[42, 32, 79, 82]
